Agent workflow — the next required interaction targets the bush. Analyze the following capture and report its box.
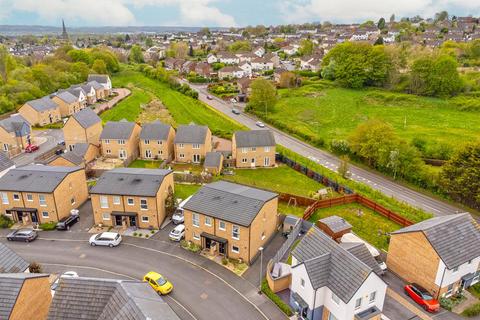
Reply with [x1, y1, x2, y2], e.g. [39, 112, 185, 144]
[29, 262, 42, 273]
[222, 258, 228, 265]
[463, 303, 480, 317]
[0, 215, 14, 228]
[133, 232, 138, 236]
[261, 279, 293, 316]
[440, 293, 465, 311]
[145, 234, 149, 238]
[180, 240, 201, 253]
[39, 222, 57, 231]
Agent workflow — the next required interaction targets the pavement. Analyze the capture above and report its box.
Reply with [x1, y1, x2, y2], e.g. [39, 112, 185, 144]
[187, 82, 465, 217]
[12, 129, 64, 167]
[93, 88, 131, 114]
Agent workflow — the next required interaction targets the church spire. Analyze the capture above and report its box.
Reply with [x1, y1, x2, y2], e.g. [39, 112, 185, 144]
[61, 19, 69, 40]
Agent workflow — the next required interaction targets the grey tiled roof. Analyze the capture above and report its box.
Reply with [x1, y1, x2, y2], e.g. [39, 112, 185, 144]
[140, 121, 171, 140]
[204, 152, 222, 168]
[48, 277, 179, 320]
[26, 96, 59, 112]
[59, 152, 84, 165]
[340, 242, 383, 276]
[0, 243, 29, 273]
[71, 143, 89, 157]
[183, 181, 278, 227]
[66, 87, 85, 98]
[0, 152, 14, 172]
[292, 227, 374, 303]
[54, 91, 77, 104]
[0, 165, 81, 193]
[0, 114, 30, 135]
[88, 74, 110, 85]
[87, 80, 104, 90]
[318, 215, 352, 233]
[90, 168, 173, 197]
[0, 274, 49, 319]
[234, 130, 275, 148]
[71, 108, 101, 128]
[391, 213, 480, 269]
[100, 121, 137, 140]
[174, 125, 209, 144]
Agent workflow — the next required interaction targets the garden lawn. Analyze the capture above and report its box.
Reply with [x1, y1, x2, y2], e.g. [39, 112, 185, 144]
[112, 68, 246, 138]
[308, 203, 401, 251]
[222, 165, 326, 197]
[261, 82, 480, 156]
[100, 88, 150, 122]
[278, 202, 307, 217]
[174, 183, 201, 200]
[128, 159, 162, 169]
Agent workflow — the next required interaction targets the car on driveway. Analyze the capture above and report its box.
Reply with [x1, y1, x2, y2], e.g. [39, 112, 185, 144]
[25, 144, 39, 153]
[143, 271, 173, 295]
[206, 95, 213, 100]
[232, 108, 240, 115]
[404, 283, 440, 312]
[51, 271, 78, 296]
[172, 196, 192, 225]
[56, 211, 80, 230]
[89, 232, 122, 247]
[6, 229, 38, 242]
[169, 224, 185, 241]
[255, 121, 265, 128]
[230, 98, 237, 103]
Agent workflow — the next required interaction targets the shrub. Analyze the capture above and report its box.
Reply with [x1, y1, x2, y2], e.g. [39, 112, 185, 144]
[133, 232, 138, 236]
[440, 293, 465, 311]
[39, 222, 57, 231]
[463, 303, 480, 317]
[150, 230, 155, 234]
[0, 215, 14, 228]
[222, 258, 228, 265]
[29, 262, 42, 273]
[261, 279, 293, 316]
[145, 234, 149, 238]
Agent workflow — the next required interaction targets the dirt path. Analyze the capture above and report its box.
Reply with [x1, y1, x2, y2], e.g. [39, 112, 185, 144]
[93, 88, 131, 114]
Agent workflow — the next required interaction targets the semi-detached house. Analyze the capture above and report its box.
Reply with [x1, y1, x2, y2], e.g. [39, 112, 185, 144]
[290, 227, 387, 320]
[100, 120, 141, 165]
[174, 125, 212, 164]
[232, 130, 276, 168]
[0, 114, 31, 157]
[19, 97, 61, 126]
[139, 121, 175, 161]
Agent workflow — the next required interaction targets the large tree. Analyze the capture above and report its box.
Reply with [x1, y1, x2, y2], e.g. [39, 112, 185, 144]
[0, 45, 16, 83]
[247, 79, 277, 117]
[128, 45, 144, 64]
[440, 143, 480, 210]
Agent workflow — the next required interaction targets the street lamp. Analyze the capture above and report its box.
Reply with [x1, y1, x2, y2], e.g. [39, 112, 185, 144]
[258, 246, 264, 294]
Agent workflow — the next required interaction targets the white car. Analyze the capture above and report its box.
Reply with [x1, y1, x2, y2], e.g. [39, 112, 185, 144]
[51, 271, 79, 296]
[255, 121, 265, 128]
[169, 224, 185, 242]
[172, 195, 192, 225]
[89, 232, 122, 247]
[230, 98, 237, 103]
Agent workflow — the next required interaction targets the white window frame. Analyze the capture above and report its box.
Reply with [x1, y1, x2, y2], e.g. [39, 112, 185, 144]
[118, 139, 126, 145]
[1, 192, 9, 205]
[26, 194, 33, 202]
[113, 196, 121, 205]
[232, 225, 240, 240]
[144, 139, 150, 145]
[219, 221, 226, 231]
[232, 245, 239, 253]
[141, 216, 149, 223]
[192, 143, 200, 149]
[140, 199, 148, 210]
[452, 266, 459, 273]
[179, 153, 185, 158]
[38, 194, 47, 207]
[192, 213, 199, 227]
[13, 193, 20, 201]
[331, 292, 340, 305]
[250, 147, 256, 152]
[100, 196, 109, 209]
[193, 232, 200, 240]
[106, 149, 111, 154]
[179, 143, 184, 148]
[300, 278, 305, 288]
[157, 140, 163, 145]
[205, 216, 212, 226]
[355, 297, 362, 310]
[241, 158, 247, 163]
[104, 139, 110, 144]
[127, 198, 134, 206]
[369, 291, 376, 303]
[102, 213, 110, 221]
[241, 147, 247, 153]
[42, 211, 49, 218]
[264, 146, 270, 152]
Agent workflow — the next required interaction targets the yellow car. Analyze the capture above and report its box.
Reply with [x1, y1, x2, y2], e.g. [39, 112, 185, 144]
[143, 271, 173, 295]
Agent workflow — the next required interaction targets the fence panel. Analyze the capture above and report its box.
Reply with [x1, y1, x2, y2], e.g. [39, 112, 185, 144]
[272, 220, 302, 264]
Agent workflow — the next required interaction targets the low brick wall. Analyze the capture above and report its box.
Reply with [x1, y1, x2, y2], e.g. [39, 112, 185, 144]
[266, 260, 291, 293]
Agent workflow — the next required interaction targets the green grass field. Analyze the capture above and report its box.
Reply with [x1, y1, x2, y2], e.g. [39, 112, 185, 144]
[308, 203, 401, 251]
[112, 68, 246, 138]
[263, 83, 480, 157]
[100, 88, 151, 122]
[174, 183, 201, 200]
[128, 159, 162, 169]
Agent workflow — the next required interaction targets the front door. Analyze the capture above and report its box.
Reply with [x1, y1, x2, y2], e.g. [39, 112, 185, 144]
[119, 149, 127, 159]
[114, 215, 122, 226]
[145, 149, 152, 158]
[205, 237, 212, 249]
[31, 212, 38, 223]
[15, 211, 23, 222]
[129, 216, 137, 227]
[251, 158, 255, 167]
[264, 157, 270, 166]
[219, 242, 226, 255]
[193, 154, 200, 163]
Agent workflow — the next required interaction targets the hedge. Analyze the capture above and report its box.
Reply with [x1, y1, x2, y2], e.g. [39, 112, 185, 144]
[261, 279, 293, 316]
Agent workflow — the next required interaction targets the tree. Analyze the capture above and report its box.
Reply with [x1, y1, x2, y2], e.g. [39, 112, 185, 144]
[390, 14, 396, 23]
[247, 78, 277, 117]
[0, 45, 16, 83]
[29, 262, 42, 273]
[279, 71, 296, 88]
[170, 42, 188, 59]
[188, 44, 194, 57]
[435, 11, 449, 22]
[338, 155, 350, 178]
[145, 37, 153, 48]
[129, 45, 144, 64]
[374, 37, 384, 45]
[377, 17, 386, 30]
[440, 142, 480, 210]
[92, 59, 107, 74]
[228, 40, 251, 53]
[299, 39, 314, 56]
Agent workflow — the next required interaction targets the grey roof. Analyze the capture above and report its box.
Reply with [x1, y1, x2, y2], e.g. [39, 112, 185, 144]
[174, 125, 209, 144]
[0, 165, 81, 193]
[0, 273, 49, 319]
[0, 114, 30, 135]
[100, 121, 137, 140]
[183, 181, 278, 227]
[26, 96, 59, 111]
[58, 152, 84, 165]
[204, 152, 223, 168]
[340, 242, 383, 275]
[391, 213, 480, 269]
[318, 215, 352, 233]
[88, 74, 110, 85]
[87, 80, 104, 90]
[71, 108, 101, 128]
[140, 121, 171, 140]
[0, 152, 14, 172]
[71, 143, 89, 157]
[0, 243, 29, 273]
[90, 168, 173, 197]
[48, 277, 180, 320]
[234, 130, 275, 148]
[54, 91, 77, 104]
[66, 87, 85, 98]
[292, 227, 375, 303]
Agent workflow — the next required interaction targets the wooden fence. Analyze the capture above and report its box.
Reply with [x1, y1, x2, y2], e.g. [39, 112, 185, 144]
[302, 194, 414, 227]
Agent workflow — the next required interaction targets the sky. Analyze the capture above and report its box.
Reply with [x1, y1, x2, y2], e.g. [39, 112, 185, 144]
[0, 0, 479, 28]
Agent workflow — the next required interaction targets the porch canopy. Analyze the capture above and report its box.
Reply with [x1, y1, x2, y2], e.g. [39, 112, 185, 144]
[8, 207, 37, 212]
[200, 232, 227, 244]
[111, 211, 137, 217]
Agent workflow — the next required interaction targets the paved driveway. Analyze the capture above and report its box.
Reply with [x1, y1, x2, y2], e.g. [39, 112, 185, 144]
[13, 129, 64, 167]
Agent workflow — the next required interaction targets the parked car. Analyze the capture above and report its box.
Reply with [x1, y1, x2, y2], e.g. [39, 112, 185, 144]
[143, 271, 173, 295]
[56, 212, 80, 230]
[172, 196, 192, 225]
[6, 229, 38, 242]
[57, 140, 65, 146]
[232, 108, 240, 115]
[404, 284, 440, 312]
[25, 144, 39, 153]
[51, 271, 78, 296]
[230, 98, 237, 103]
[169, 224, 185, 241]
[255, 121, 265, 128]
[206, 95, 213, 100]
[89, 232, 122, 247]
